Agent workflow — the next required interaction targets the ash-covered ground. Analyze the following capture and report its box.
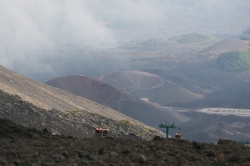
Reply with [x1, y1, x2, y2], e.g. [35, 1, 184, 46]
[1, 118, 250, 166]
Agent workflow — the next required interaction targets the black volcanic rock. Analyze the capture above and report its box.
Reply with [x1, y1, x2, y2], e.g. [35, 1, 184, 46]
[1, 118, 250, 165]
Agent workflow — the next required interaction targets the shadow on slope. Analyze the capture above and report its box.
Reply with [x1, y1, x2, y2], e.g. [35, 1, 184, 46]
[131, 80, 202, 106]
[166, 75, 206, 95]
[170, 82, 250, 109]
[99, 70, 202, 106]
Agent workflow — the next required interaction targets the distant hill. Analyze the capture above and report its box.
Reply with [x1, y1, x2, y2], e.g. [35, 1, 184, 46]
[99, 70, 202, 106]
[131, 80, 202, 106]
[98, 70, 164, 92]
[130, 33, 221, 47]
[166, 75, 205, 95]
[46, 75, 187, 127]
[216, 48, 250, 72]
[179, 111, 250, 143]
[197, 38, 249, 55]
[132, 38, 176, 47]
[169, 33, 221, 45]
[169, 81, 250, 109]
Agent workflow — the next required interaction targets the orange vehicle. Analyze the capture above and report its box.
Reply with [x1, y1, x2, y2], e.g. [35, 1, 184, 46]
[95, 128, 110, 137]
[95, 128, 103, 136]
[102, 128, 110, 137]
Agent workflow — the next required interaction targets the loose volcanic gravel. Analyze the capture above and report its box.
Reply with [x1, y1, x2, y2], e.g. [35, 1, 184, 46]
[0, 89, 163, 140]
[1, 119, 250, 166]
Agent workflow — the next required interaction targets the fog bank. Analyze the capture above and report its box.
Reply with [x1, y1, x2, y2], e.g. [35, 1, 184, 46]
[0, 0, 250, 79]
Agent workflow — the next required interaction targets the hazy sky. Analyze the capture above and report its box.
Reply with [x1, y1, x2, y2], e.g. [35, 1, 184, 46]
[0, 0, 250, 79]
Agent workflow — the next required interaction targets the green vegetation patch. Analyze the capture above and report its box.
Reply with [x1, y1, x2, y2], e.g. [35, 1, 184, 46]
[169, 33, 221, 45]
[134, 38, 175, 47]
[239, 36, 250, 42]
[65, 110, 83, 114]
[216, 48, 250, 72]
[132, 33, 221, 47]
[120, 119, 131, 125]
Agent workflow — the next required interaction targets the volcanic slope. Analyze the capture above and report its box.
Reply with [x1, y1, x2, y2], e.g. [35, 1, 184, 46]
[173, 81, 250, 109]
[197, 38, 249, 56]
[98, 70, 164, 92]
[131, 80, 202, 106]
[0, 65, 163, 139]
[98, 70, 202, 106]
[1, 118, 250, 166]
[178, 111, 250, 143]
[46, 75, 187, 128]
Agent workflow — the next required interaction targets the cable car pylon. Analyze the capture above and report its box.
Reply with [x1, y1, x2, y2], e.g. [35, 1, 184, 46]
[159, 121, 176, 139]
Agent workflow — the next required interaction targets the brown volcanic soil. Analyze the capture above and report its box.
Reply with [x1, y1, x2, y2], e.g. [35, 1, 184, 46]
[98, 70, 164, 92]
[46, 74, 134, 108]
[46, 75, 186, 128]
[197, 38, 249, 56]
[131, 80, 202, 106]
[1, 118, 250, 166]
[0, 65, 127, 121]
[98, 70, 202, 105]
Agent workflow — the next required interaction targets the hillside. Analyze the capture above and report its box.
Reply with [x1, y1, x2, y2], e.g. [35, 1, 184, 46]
[165, 75, 206, 95]
[131, 80, 202, 106]
[46, 75, 127, 107]
[98, 70, 164, 92]
[171, 82, 250, 109]
[177, 111, 250, 143]
[1, 118, 250, 165]
[0, 65, 163, 139]
[99, 70, 202, 106]
[132, 38, 175, 47]
[0, 65, 132, 121]
[169, 33, 221, 45]
[46, 75, 186, 127]
[129, 33, 221, 47]
[99, 71, 202, 105]
[216, 48, 250, 72]
[197, 38, 249, 55]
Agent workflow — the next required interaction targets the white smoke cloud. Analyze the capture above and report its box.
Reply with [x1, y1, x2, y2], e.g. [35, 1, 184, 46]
[0, 0, 250, 79]
[0, 0, 116, 74]
[87, 0, 164, 23]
